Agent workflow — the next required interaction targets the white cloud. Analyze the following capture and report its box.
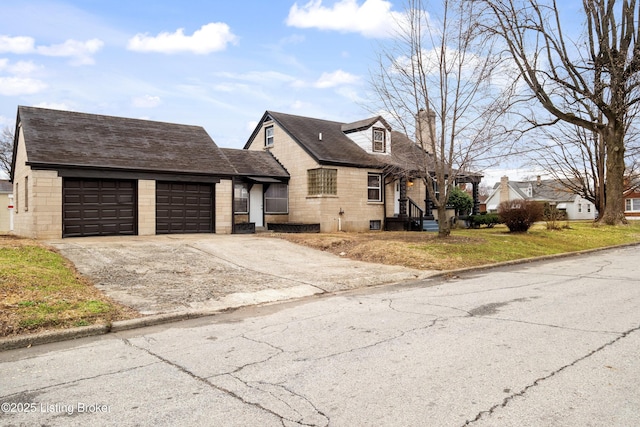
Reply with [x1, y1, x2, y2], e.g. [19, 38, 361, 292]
[127, 23, 237, 54]
[314, 69, 360, 88]
[0, 35, 103, 65]
[0, 35, 35, 54]
[6, 60, 38, 74]
[132, 95, 162, 108]
[286, 0, 402, 38]
[36, 39, 104, 65]
[0, 76, 47, 96]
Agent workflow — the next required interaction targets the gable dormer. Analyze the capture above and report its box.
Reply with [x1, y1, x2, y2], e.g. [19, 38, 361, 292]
[341, 116, 391, 155]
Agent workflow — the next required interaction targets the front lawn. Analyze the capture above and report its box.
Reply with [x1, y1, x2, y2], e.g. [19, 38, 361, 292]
[271, 221, 640, 271]
[0, 235, 138, 337]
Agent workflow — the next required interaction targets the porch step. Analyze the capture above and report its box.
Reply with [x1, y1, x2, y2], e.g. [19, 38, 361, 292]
[422, 220, 439, 232]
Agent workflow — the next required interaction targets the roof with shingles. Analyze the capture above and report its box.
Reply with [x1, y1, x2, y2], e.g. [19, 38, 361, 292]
[220, 148, 289, 179]
[0, 180, 11, 193]
[492, 179, 576, 203]
[16, 106, 237, 176]
[246, 111, 436, 171]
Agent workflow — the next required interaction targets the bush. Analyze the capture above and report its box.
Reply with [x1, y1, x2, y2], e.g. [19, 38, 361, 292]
[448, 186, 474, 217]
[498, 200, 544, 232]
[468, 213, 501, 228]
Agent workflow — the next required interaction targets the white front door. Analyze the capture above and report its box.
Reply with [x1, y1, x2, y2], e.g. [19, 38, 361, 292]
[394, 181, 400, 216]
[249, 184, 263, 227]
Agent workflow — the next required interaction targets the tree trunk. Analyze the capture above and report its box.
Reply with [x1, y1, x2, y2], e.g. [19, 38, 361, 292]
[437, 204, 451, 237]
[598, 126, 628, 225]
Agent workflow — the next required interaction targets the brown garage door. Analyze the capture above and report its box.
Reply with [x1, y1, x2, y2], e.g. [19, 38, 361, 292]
[63, 178, 137, 238]
[156, 182, 214, 234]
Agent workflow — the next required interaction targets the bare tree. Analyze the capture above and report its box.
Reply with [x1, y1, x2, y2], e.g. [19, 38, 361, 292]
[483, 0, 640, 225]
[0, 126, 14, 178]
[370, 0, 509, 237]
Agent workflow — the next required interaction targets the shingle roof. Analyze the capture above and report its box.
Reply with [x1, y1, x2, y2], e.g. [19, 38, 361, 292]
[220, 148, 289, 179]
[493, 179, 576, 203]
[256, 111, 386, 168]
[0, 180, 11, 193]
[341, 116, 390, 133]
[249, 111, 435, 171]
[17, 106, 236, 176]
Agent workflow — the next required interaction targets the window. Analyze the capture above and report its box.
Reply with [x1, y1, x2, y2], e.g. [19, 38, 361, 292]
[234, 183, 249, 214]
[24, 176, 28, 212]
[15, 182, 18, 214]
[370, 220, 381, 230]
[372, 128, 386, 152]
[265, 126, 274, 147]
[265, 184, 288, 213]
[625, 198, 640, 212]
[308, 168, 337, 196]
[367, 173, 382, 202]
[587, 204, 591, 213]
[578, 203, 582, 213]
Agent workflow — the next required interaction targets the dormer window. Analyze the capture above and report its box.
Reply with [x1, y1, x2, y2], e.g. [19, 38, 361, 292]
[372, 128, 386, 153]
[265, 126, 274, 147]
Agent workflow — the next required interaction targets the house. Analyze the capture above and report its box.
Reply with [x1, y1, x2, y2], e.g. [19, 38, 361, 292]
[243, 110, 482, 232]
[0, 180, 12, 232]
[10, 105, 482, 238]
[10, 106, 287, 239]
[623, 180, 640, 220]
[485, 176, 596, 220]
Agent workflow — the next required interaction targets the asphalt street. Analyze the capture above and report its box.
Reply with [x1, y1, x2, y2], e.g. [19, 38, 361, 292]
[1, 245, 639, 426]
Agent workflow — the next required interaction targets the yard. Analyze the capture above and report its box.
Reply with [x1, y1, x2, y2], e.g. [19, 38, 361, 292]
[0, 235, 138, 337]
[270, 221, 640, 271]
[1, 221, 640, 338]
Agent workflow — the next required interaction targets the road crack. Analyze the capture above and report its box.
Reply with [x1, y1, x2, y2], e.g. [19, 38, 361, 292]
[463, 322, 640, 426]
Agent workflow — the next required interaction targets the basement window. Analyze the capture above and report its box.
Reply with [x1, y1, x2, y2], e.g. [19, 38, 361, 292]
[370, 220, 381, 230]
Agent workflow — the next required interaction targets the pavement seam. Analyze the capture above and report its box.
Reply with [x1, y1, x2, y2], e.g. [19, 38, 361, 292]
[462, 322, 640, 426]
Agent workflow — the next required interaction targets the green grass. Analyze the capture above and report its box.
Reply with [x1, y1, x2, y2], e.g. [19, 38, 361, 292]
[0, 236, 137, 337]
[424, 221, 640, 268]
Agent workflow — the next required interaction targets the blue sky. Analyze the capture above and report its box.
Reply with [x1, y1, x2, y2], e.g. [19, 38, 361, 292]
[0, 0, 403, 149]
[0, 0, 585, 183]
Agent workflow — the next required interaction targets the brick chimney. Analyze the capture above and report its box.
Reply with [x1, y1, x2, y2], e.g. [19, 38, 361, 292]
[500, 176, 510, 203]
[415, 109, 435, 154]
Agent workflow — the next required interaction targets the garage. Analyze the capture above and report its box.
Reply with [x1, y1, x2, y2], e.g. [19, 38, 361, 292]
[156, 181, 214, 234]
[63, 178, 137, 238]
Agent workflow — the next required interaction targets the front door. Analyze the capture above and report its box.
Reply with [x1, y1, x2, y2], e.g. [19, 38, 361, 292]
[249, 184, 263, 227]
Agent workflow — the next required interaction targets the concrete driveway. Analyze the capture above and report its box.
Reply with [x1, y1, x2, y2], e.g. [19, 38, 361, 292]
[48, 234, 432, 315]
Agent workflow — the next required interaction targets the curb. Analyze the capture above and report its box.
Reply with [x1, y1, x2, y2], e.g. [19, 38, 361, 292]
[2, 241, 638, 352]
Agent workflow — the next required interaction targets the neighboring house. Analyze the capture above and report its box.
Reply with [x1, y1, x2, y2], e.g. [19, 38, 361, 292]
[10, 106, 287, 239]
[623, 182, 640, 220]
[485, 176, 596, 220]
[243, 110, 482, 232]
[0, 180, 12, 232]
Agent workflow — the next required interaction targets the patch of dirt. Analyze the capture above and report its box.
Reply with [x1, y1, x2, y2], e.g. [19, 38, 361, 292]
[267, 232, 480, 270]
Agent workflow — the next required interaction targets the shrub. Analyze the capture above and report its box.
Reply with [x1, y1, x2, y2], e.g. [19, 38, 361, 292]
[498, 200, 544, 232]
[448, 186, 474, 217]
[468, 213, 501, 228]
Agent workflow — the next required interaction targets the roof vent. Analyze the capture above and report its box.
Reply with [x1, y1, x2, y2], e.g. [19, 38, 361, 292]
[318, 132, 322, 141]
